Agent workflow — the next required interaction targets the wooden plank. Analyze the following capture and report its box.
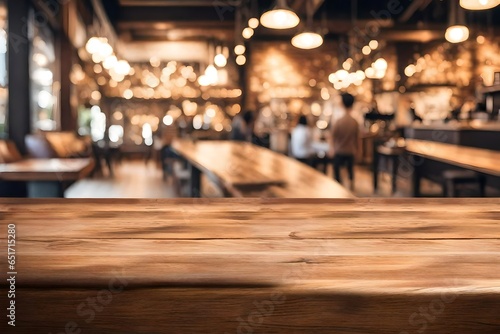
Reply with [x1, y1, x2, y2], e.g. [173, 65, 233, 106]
[0, 199, 500, 332]
[10, 289, 500, 333]
[406, 139, 500, 176]
[7, 239, 500, 287]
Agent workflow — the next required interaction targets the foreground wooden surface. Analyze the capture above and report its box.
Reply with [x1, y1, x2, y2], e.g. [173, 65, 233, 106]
[406, 139, 500, 176]
[1, 198, 500, 333]
[172, 140, 353, 198]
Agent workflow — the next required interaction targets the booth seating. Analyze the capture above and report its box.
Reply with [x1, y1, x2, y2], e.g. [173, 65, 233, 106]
[442, 170, 486, 197]
[25, 132, 91, 159]
[0, 140, 26, 197]
[0, 140, 22, 163]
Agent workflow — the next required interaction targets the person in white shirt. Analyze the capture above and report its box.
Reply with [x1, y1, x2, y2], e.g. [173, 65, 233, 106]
[291, 115, 314, 165]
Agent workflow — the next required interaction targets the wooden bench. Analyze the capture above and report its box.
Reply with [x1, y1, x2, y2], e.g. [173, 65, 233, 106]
[1, 198, 499, 332]
[171, 140, 353, 198]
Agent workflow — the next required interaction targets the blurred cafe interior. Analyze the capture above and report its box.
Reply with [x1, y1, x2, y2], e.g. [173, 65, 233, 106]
[2, 1, 500, 333]
[0, 0, 499, 199]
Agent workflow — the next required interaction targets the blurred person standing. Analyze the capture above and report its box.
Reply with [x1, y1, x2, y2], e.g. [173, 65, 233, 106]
[291, 115, 314, 165]
[230, 110, 254, 142]
[330, 93, 360, 189]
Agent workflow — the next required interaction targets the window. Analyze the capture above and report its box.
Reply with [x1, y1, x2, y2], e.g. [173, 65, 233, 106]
[30, 9, 58, 131]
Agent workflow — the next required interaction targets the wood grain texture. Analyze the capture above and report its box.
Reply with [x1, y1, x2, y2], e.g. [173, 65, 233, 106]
[172, 140, 353, 198]
[0, 158, 94, 181]
[0, 198, 500, 332]
[406, 139, 500, 176]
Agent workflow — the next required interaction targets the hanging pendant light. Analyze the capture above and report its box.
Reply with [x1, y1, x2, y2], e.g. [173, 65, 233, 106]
[260, 0, 300, 30]
[446, 0, 469, 43]
[291, 0, 323, 49]
[291, 32, 323, 49]
[460, 0, 499, 10]
[214, 45, 227, 68]
[445, 25, 470, 43]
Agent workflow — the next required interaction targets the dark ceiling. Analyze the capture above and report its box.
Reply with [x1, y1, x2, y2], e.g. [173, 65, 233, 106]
[100, 0, 500, 44]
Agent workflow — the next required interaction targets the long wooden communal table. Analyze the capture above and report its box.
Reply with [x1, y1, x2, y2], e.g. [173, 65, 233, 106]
[0, 158, 94, 197]
[405, 139, 500, 196]
[171, 140, 353, 198]
[1, 198, 500, 333]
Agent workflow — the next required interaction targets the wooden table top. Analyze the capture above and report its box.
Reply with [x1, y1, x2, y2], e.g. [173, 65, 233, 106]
[1, 199, 500, 332]
[172, 140, 353, 198]
[172, 140, 287, 186]
[406, 139, 500, 176]
[0, 158, 95, 181]
[1, 198, 499, 288]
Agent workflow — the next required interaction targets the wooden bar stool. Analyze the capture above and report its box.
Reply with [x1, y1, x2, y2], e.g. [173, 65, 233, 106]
[373, 145, 405, 195]
[442, 170, 486, 197]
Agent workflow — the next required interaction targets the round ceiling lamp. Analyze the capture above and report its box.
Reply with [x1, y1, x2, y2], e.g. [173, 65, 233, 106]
[460, 0, 500, 10]
[446, 0, 469, 43]
[291, 0, 322, 49]
[291, 31, 323, 49]
[260, 0, 300, 30]
[445, 25, 470, 43]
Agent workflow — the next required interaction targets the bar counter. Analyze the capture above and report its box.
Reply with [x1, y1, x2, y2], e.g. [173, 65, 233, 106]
[405, 122, 500, 151]
[1, 198, 500, 333]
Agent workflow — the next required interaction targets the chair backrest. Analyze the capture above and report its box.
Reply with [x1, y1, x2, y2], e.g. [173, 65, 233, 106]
[45, 132, 77, 158]
[25, 134, 58, 159]
[0, 140, 23, 163]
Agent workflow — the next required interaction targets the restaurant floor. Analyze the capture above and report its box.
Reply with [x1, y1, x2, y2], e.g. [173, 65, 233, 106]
[66, 159, 447, 198]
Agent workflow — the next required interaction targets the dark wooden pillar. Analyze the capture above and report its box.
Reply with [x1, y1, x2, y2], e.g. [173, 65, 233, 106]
[59, 1, 77, 132]
[59, 32, 76, 132]
[8, 0, 31, 154]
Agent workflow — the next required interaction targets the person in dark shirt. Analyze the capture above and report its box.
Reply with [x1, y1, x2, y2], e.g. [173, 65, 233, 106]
[230, 111, 254, 142]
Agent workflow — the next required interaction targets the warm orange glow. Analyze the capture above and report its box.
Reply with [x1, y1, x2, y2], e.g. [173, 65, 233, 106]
[445, 25, 469, 43]
[460, 0, 499, 10]
[260, 1, 300, 30]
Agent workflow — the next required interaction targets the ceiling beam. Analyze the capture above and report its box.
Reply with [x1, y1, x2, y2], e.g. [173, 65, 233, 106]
[119, 0, 236, 6]
[291, 0, 307, 12]
[119, 6, 237, 21]
[291, 0, 324, 14]
[312, 0, 325, 13]
[399, 0, 432, 23]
